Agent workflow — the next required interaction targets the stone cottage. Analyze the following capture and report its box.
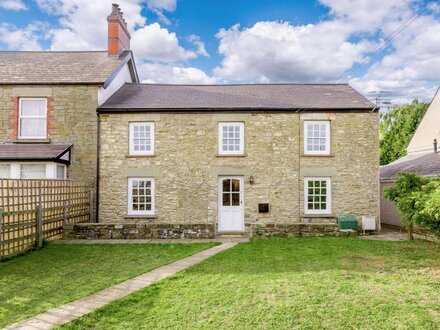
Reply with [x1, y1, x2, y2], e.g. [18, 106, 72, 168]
[0, 4, 138, 217]
[95, 83, 379, 236]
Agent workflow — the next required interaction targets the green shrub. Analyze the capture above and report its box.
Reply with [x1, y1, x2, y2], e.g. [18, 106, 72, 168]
[385, 172, 440, 233]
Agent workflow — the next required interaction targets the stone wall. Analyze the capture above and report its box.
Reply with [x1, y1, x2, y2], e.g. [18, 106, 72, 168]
[252, 223, 357, 237]
[0, 85, 99, 215]
[99, 111, 379, 232]
[64, 223, 215, 239]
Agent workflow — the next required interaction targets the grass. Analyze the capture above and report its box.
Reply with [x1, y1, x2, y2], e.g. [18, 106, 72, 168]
[61, 238, 440, 330]
[0, 242, 216, 328]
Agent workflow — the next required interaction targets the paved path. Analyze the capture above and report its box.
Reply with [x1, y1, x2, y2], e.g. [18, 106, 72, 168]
[4, 243, 237, 330]
[359, 226, 407, 241]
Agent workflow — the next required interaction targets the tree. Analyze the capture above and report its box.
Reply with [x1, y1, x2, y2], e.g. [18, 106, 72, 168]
[380, 100, 429, 165]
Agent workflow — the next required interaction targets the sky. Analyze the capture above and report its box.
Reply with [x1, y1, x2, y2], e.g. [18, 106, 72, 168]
[0, 0, 439, 104]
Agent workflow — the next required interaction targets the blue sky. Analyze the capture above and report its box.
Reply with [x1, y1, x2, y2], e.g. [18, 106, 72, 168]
[0, 0, 439, 103]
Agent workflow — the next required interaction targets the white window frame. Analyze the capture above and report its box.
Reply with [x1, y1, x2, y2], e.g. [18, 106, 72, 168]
[304, 177, 331, 215]
[18, 98, 48, 139]
[304, 121, 330, 155]
[218, 122, 245, 155]
[129, 122, 155, 156]
[127, 177, 155, 216]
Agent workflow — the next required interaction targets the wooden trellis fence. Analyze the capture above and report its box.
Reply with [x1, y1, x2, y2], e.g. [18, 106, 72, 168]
[0, 179, 93, 259]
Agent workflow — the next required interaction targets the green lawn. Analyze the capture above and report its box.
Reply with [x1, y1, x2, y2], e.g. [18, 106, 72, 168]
[61, 238, 440, 330]
[0, 242, 216, 328]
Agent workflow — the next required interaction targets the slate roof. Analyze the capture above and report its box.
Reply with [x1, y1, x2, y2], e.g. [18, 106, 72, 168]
[98, 83, 375, 112]
[0, 51, 133, 85]
[0, 144, 72, 163]
[380, 152, 440, 180]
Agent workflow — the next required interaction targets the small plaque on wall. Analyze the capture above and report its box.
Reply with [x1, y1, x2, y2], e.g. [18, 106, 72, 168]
[258, 203, 270, 213]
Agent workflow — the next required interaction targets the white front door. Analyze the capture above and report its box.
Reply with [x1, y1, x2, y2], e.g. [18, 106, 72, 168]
[218, 176, 244, 232]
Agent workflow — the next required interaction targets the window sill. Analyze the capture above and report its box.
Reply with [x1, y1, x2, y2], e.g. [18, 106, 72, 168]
[302, 214, 334, 218]
[13, 138, 51, 144]
[216, 153, 247, 158]
[124, 215, 157, 219]
[125, 154, 156, 158]
[302, 154, 334, 158]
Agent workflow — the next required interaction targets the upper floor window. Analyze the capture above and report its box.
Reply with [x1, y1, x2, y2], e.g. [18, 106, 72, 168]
[304, 177, 331, 214]
[129, 122, 154, 156]
[128, 177, 155, 216]
[304, 121, 330, 155]
[19, 98, 47, 139]
[218, 122, 244, 155]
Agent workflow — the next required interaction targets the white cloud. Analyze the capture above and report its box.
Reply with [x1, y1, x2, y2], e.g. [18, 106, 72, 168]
[0, 22, 48, 50]
[188, 34, 209, 57]
[0, 0, 27, 10]
[145, 0, 176, 25]
[139, 63, 216, 84]
[131, 23, 197, 62]
[213, 21, 374, 82]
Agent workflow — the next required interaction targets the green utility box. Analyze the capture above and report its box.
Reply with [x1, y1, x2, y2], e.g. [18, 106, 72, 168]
[337, 217, 358, 231]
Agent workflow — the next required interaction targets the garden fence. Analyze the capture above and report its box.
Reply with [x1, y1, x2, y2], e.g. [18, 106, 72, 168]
[0, 179, 93, 259]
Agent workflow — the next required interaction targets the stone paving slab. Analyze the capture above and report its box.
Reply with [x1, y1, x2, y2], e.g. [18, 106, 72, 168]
[359, 227, 407, 241]
[3, 243, 237, 330]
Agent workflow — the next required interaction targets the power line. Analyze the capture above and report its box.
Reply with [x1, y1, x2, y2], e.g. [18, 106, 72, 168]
[337, 1, 435, 82]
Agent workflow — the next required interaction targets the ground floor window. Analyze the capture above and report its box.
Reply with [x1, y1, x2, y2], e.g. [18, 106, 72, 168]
[128, 178, 155, 216]
[0, 163, 67, 179]
[304, 177, 331, 214]
[20, 164, 46, 179]
[0, 164, 10, 178]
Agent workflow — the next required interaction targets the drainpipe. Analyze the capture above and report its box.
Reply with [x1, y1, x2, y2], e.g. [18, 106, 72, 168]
[96, 113, 101, 223]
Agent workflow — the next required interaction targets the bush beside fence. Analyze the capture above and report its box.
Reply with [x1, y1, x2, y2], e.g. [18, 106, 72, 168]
[0, 179, 92, 259]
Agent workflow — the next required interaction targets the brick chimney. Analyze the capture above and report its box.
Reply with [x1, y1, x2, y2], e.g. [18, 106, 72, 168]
[107, 3, 130, 56]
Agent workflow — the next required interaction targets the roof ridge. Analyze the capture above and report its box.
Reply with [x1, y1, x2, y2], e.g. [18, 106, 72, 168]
[0, 50, 108, 53]
[126, 82, 351, 87]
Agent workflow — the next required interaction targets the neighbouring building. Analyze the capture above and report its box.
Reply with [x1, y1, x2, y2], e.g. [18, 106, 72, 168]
[0, 4, 138, 205]
[96, 83, 379, 235]
[380, 88, 440, 228]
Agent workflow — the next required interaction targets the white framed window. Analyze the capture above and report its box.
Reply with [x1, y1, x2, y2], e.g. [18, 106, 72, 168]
[19, 98, 47, 139]
[20, 164, 46, 179]
[129, 122, 154, 155]
[218, 122, 244, 155]
[304, 121, 330, 155]
[128, 178, 155, 216]
[56, 165, 66, 180]
[0, 164, 11, 178]
[304, 177, 331, 214]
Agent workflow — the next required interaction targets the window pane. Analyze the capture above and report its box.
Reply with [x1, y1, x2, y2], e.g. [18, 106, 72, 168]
[20, 164, 46, 179]
[20, 118, 46, 138]
[231, 179, 240, 192]
[56, 165, 65, 179]
[0, 164, 10, 178]
[21, 99, 46, 116]
[231, 193, 240, 206]
[223, 179, 230, 192]
[222, 193, 230, 206]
